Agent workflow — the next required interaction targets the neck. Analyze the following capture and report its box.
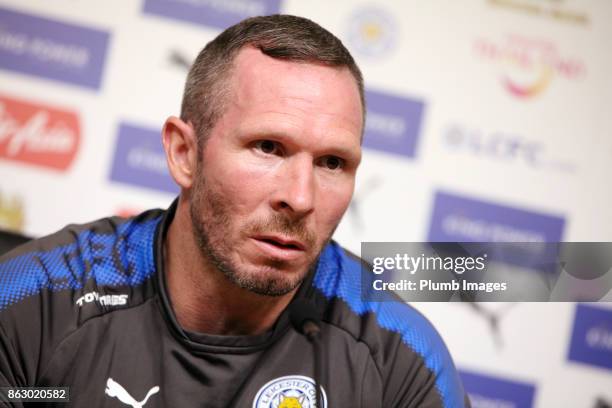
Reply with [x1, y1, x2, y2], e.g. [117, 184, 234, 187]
[164, 196, 297, 336]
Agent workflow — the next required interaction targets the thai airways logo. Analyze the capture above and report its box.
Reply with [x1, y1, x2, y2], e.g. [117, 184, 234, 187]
[345, 7, 398, 58]
[428, 191, 565, 243]
[109, 123, 178, 194]
[105, 378, 159, 408]
[143, 0, 282, 30]
[0, 94, 80, 171]
[0, 7, 109, 89]
[474, 34, 585, 99]
[253, 375, 326, 408]
[363, 89, 424, 158]
[460, 369, 536, 408]
[568, 304, 612, 372]
[487, 0, 590, 27]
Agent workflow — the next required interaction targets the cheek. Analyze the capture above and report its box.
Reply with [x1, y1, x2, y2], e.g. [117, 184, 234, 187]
[318, 181, 354, 226]
[199, 139, 282, 227]
[214, 166, 271, 214]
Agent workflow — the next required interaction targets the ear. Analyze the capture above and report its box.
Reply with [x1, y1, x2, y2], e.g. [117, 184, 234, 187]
[162, 116, 198, 189]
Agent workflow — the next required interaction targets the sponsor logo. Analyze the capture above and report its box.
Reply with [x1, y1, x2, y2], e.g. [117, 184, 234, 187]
[345, 7, 398, 58]
[363, 90, 424, 158]
[466, 302, 517, 349]
[347, 175, 383, 232]
[0, 7, 109, 89]
[105, 378, 159, 408]
[568, 304, 612, 371]
[115, 207, 142, 218]
[75, 291, 128, 307]
[474, 34, 585, 98]
[442, 123, 575, 172]
[143, 0, 282, 30]
[487, 0, 590, 26]
[109, 123, 178, 194]
[0, 94, 80, 171]
[460, 370, 536, 408]
[253, 375, 326, 408]
[594, 397, 612, 408]
[428, 191, 565, 243]
[168, 48, 192, 71]
[0, 192, 24, 231]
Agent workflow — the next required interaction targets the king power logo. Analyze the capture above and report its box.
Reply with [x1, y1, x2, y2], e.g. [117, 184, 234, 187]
[143, 0, 282, 30]
[568, 304, 612, 372]
[460, 370, 536, 408]
[363, 89, 424, 158]
[474, 33, 585, 99]
[109, 122, 177, 194]
[0, 94, 80, 171]
[0, 7, 109, 89]
[428, 191, 564, 243]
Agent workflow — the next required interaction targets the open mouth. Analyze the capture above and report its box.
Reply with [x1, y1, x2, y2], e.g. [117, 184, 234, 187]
[252, 234, 306, 253]
[250, 236, 307, 261]
[258, 238, 301, 250]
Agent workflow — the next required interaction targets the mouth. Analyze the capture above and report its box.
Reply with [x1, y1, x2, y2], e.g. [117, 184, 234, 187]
[251, 234, 307, 261]
[253, 235, 305, 250]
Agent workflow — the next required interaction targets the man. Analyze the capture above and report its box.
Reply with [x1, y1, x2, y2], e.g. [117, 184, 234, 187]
[0, 15, 469, 407]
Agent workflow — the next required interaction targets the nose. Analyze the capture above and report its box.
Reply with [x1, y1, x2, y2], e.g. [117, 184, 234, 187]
[271, 156, 315, 217]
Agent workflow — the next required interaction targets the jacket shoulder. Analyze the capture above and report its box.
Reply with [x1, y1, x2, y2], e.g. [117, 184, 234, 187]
[0, 209, 163, 385]
[0, 209, 163, 311]
[313, 242, 467, 407]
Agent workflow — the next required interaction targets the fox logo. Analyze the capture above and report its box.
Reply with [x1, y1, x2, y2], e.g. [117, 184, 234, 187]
[278, 394, 305, 408]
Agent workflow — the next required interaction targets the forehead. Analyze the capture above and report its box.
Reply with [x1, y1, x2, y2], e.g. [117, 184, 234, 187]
[223, 47, 364, 142]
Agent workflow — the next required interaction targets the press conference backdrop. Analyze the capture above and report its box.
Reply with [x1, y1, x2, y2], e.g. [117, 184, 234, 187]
[0, 0, 610, 406]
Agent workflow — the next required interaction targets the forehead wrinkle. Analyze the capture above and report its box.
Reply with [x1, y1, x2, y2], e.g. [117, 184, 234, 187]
[238, 95, 362, 133]
[228, 48, 363, 141]
[233, 57, 355, 110]
[237, 108, 360, 142]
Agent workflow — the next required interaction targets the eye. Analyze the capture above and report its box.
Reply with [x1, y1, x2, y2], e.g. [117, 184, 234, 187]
[317, 155, 345, 171]
[253, 140, 282, 155]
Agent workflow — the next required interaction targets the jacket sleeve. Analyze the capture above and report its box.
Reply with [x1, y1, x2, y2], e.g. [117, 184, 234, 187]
[364, 301, 471, 408]
[0, 240, 77, 391]
[0, 322, 26, 407]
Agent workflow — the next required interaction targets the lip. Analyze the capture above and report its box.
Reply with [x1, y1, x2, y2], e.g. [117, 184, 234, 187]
[250, 235, 306, 261]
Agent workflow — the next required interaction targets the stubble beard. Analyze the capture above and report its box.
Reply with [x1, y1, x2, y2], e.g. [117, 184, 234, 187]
[189, 167, 328, 297]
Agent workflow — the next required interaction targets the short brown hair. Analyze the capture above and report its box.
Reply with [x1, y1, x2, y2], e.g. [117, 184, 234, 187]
[180, 14, 365, 146]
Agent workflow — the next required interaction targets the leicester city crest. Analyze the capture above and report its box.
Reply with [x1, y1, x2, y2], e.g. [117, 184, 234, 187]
[346, 6, 398, 58]
[253, 375, 327, 408]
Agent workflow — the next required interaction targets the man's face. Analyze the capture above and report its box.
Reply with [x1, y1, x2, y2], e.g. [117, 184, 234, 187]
[190, 47, 363, 296]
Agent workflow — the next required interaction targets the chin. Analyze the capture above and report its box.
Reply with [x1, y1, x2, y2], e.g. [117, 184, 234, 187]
[231, 264, 308, 297]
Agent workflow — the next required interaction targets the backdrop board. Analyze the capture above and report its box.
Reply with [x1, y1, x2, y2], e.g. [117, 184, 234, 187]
[0, 1, 611, 406]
